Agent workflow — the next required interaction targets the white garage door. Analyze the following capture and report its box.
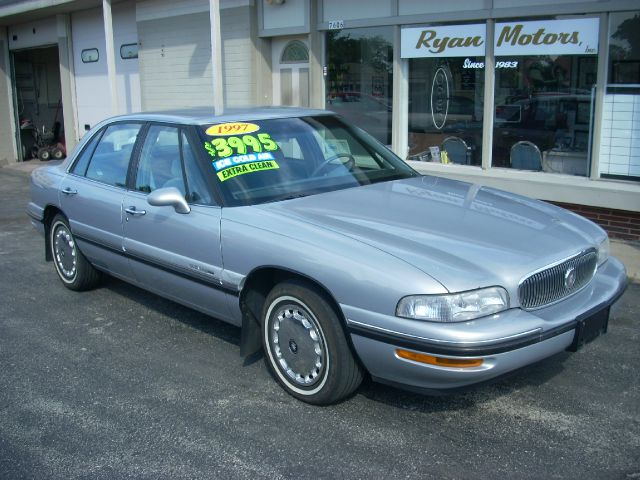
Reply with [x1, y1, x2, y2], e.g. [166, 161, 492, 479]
[72, 2, 141, 137]
[137, 10, 214, 111]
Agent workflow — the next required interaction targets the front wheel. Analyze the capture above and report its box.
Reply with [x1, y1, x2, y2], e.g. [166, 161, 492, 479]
[262, 280, 363, 405]
[50, 214, 100, 291]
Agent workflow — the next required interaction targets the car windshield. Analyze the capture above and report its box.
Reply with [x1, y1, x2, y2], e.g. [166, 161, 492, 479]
[197, 115, 417, 206]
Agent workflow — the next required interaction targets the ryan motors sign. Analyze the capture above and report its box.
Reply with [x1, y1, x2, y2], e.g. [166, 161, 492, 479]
[402, 18, 598, 58]
[401, 24, 485, 58]
[495, 18, 598, 56]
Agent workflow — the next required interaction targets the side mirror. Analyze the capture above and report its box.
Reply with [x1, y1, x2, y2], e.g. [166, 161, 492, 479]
[147, 187, 191, 214]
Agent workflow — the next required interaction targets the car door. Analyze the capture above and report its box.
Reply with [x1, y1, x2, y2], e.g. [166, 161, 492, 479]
[59, 122, 143, 279]
[122, 125, 233, 322]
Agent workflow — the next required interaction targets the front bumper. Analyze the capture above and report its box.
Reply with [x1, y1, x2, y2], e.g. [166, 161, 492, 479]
[343, 257, 627, 393]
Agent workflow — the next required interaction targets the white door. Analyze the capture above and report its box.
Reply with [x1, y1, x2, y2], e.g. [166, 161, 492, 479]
[272, 37, 310, 107]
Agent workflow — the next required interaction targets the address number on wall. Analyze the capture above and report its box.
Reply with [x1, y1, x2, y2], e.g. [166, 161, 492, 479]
[328, 20, 344, 30]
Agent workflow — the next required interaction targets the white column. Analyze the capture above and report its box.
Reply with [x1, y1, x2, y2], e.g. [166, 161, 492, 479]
[102, 0, 118, 115]
[209, 0, 224, 115]
[392, 25, 408, 159]
[308, 0, 325, 109]
[57, 14, 78, 150]
[590, 13, 609, 180]
[481, 19, 495, 170]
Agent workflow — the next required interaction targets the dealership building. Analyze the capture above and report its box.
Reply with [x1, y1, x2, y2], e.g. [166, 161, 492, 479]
[0, 0, 638, 238]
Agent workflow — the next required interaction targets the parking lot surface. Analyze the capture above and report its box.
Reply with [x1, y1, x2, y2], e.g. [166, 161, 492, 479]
[1, 165, 638, 479]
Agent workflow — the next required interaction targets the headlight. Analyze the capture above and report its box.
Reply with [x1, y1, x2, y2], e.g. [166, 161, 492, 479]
[396, 287, 509, 322]
[597, 237, 609, 266]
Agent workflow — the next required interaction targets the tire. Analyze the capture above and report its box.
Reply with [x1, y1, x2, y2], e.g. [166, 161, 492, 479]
[38, 147, 51, 161]
[49, 214, 100, 291]
[262, 280, 363, 405]
[51, 147, 65, 160]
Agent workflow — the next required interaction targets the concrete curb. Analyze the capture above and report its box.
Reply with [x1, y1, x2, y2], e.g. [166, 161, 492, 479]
[4, 160, 638, 283]
[611, 239, 640, 284]
[2, 160, 45, 174]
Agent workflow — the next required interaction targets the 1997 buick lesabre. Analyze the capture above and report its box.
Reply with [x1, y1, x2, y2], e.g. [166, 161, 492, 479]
[28, 108, 627, 404]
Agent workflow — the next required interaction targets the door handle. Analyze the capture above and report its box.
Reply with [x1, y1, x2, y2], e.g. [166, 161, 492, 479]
[125, 206, 146, 216]
[61, 187, 77, 195]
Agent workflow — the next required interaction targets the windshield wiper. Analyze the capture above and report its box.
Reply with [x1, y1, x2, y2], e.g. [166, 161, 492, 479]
[267, 192, 311, 203]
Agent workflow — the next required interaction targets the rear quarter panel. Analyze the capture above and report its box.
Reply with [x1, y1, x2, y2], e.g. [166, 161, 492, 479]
[28, 163, 67, 221]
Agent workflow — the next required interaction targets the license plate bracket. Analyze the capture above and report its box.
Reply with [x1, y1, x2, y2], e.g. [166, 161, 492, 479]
[568, 307, 610, 352]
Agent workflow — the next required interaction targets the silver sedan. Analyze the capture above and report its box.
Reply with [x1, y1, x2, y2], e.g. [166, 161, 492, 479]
[27, 108, 627, 404]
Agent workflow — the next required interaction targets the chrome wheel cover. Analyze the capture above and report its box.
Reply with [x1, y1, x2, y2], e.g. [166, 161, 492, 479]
[268, 302, 326, 388]
[53, 223, 77, 280]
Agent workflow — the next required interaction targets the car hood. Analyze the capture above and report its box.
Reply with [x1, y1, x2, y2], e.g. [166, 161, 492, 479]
[257, 176, 604, 294]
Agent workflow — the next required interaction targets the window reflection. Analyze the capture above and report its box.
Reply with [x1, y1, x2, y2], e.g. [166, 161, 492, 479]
[493, 54, 597, 176]
[408, 57, 484, 165]
[609, 11, 640, 84]
[325, 27, 393, 146]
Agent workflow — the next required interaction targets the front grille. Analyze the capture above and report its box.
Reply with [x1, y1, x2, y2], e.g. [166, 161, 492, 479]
[519, 249, 598, 310]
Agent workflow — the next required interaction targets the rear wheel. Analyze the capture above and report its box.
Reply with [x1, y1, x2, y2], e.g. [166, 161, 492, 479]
[51, 147, 65, 160]
[50, 214, 100, 291]
[262, 280, 363, 405]
[37, 147, 51, 161]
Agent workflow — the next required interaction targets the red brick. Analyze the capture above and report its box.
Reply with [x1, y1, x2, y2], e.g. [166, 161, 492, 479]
[605, 225, 631, 234]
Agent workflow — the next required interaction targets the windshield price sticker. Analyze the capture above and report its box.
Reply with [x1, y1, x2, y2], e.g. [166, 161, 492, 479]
[206, 122, 260, 136]
[217, 160, 279, 182]
[204, 133, 279, 160]
[213, 152, 275, 171]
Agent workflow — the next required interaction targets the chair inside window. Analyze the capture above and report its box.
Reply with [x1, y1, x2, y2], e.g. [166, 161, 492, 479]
[162, 158, 187, 196]
[510, 141, 542, 171]
[441, 136, 471, 165]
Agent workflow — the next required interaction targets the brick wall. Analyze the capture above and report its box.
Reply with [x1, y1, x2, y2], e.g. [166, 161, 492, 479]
[552, 202, 640, 241]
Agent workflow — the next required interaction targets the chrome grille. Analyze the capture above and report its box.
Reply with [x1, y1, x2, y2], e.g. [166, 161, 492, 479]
[519, 249, 598, 310]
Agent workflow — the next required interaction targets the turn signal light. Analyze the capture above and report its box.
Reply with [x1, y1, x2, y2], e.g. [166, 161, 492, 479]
[396, 349, 483, 368]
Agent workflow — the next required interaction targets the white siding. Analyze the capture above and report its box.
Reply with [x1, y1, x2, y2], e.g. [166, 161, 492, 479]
[72, 3, 140, 135]
[138, 12, 214, 110]
[8, 18, 58, 51]
[221, 6, 256, 107]
[399, 0, 489, 16]
[323, 0, 392, 21]
[0, 34, 16, 164]
[493, 0, 595, 6]
[136, 0, 208, 22]
[263, 0, 305, 30]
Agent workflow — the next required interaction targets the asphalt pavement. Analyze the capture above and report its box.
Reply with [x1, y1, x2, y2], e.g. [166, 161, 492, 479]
[1, 164, 639, 479]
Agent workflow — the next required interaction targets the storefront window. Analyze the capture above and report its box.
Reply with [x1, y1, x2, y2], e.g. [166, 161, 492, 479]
[609, 11, 640, 84]
[325, 27, 393, 146]
[492, 18, 599, 176]
[402, 24, 486, 165]
[408, 57, 484, 165]
[600, 11, 640, 180]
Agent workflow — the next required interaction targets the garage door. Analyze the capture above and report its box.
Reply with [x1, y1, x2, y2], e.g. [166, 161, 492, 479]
[137, 12, 214, 110]
[72, 2, 140, 136]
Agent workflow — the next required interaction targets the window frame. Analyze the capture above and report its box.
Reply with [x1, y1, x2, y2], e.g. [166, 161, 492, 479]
[129, 122, 221, 206]
[120, 43, 139, 60]
[68, 121, 146, 190]
[81, 48, 99, 63]
[68, 127, 107, 177]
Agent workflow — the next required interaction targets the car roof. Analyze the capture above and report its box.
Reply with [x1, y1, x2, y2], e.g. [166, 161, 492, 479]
[104, 106, 334, 126]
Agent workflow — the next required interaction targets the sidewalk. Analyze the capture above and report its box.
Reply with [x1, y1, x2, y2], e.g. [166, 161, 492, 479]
[3, 160, 638, 283]
[611, 240, 640, 284]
